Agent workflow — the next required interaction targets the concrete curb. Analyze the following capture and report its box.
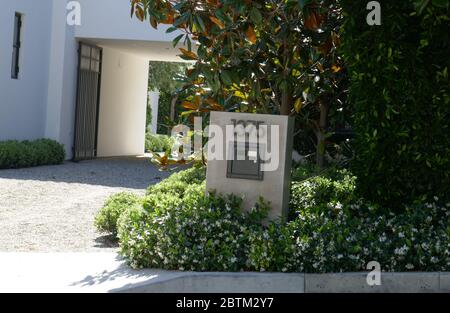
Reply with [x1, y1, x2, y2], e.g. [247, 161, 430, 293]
[114, 272, 450, 293]
[305, 272, 442, 293]
[115, 272, 305, 293]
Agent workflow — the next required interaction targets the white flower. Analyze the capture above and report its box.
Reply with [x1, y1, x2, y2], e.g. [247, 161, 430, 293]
[406, 264, 414, 270]
[394, 245, 408, 256]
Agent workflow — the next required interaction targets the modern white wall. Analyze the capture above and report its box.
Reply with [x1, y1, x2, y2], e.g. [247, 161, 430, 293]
[0, 0, 176, 160]
[75, 0, 175, 42]
[0, 0, 53, 141]
[96, 47, 149, 157]
[45, 0, 79, 161]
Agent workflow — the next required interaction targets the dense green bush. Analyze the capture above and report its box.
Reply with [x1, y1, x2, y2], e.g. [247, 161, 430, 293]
[114, 166, 449, 273]
[143, 166, 206, 214]
[0, 139, 65, 169]
[146, 166, 206, 194]
[95, 192, 141, 237]
[94, 167, 206, 237]
[118, 193, 271, 271]
[252, 169, 448, 273]
[340, 1, 450, 209]
[145, 133, 175, 153]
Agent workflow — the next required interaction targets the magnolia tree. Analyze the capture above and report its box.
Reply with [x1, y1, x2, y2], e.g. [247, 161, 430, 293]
[131, 0, 347, 167]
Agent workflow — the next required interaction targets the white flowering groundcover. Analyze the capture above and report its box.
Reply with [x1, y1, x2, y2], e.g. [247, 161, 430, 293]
[97, 167, 450, 273]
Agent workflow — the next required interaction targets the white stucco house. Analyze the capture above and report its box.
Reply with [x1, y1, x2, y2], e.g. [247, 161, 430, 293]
[0, 0, 182, 160]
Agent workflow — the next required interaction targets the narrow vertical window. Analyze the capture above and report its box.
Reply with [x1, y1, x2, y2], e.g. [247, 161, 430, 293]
[11, 13, 22, 79]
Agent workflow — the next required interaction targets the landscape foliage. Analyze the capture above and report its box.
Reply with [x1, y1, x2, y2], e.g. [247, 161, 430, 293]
[0, 139, 65, 169]
[97, 166, 450, 273]
[132, 0, 350, 167]
[340, 0, 450, 209]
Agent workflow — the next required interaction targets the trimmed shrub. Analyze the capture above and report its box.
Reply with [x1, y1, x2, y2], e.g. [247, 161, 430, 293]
[116, 166, 449, 273]
[143, 182, 205, 214]
[95, 192, 141, 237]
[118, 193, 270, 271]
[95, 166, 206, 237]
[340, 1, 450, 209]
[282, 169, 449, 273]
[146, 166, 206, 195]
[145, 133, 174, 153]
[0, 139, 65, 169]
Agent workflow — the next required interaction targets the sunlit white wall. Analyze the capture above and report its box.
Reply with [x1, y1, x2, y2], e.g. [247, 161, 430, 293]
[0, 0, 53, 141]
[96, 47, 149, 157]
[75, 0, 174, 42]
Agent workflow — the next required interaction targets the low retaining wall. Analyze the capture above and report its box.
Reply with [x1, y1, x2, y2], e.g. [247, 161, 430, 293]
[115, 272, 450, 293]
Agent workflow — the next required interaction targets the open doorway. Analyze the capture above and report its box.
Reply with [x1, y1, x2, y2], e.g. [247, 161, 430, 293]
[145, 61, 190, 153]
[72, 38, 188, 159]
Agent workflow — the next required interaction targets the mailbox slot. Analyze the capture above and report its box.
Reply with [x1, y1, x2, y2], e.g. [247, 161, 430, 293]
[226, 142, 264, 181]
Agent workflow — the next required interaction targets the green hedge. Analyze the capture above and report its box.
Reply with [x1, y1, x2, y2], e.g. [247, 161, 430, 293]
[0, 139, 66, 169]
[340, 0, 450, 209]
[145, 133, 175, 153]
[95, 192, 141, 237]
[98, 166, 449, 272]
[95, 167, 207, 237]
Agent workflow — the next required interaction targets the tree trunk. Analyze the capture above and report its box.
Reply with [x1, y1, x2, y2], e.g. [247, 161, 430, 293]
[170, 95, 178, 121]
[280, 90, 292, 116]
[166, 95, 179, 135]
[316, 100, 329, 169]
[280, 37, 292, 116]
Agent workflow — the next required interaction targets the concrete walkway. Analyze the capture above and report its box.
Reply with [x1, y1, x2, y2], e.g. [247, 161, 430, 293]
[0, 157, 168, 252]
[0, 252, 161, 292]
[1, 253, 447, 293]
[0, 252, 305, 293]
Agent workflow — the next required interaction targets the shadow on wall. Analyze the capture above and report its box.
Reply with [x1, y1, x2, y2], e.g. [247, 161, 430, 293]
[0, 157, 170, 189]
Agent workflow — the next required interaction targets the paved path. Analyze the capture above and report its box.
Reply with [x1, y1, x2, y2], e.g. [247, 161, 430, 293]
[0, 252, 163, 293]
[0, 157, 168, 252]
[0, 252, 306, 293]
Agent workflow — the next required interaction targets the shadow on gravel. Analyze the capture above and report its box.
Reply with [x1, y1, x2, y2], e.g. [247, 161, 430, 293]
[94, 235, 119, 249]
[0, 157, 171, 190]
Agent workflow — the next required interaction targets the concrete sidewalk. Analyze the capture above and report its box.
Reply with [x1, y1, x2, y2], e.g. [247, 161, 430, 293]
[0, 253, 448, 293]
[0, 252, 304, 293]
[0, 252, 172, 293]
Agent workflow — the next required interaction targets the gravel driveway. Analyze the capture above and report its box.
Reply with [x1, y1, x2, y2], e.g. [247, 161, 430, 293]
[0, 157, 168, 252]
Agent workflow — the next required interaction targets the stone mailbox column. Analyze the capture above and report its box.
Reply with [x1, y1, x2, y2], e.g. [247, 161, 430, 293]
[206, 112, 294, 221]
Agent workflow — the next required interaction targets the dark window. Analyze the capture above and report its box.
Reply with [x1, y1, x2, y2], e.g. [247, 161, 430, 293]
[11, 13, 22, 79]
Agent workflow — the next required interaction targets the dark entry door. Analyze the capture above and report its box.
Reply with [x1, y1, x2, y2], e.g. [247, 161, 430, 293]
[73, 42, 102, 161]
